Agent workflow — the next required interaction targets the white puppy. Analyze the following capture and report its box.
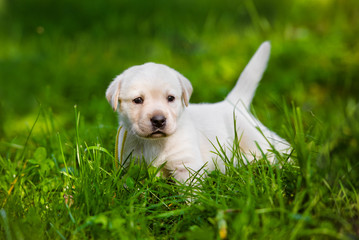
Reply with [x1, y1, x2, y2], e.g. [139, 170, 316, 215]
[106, 42, 291, 183]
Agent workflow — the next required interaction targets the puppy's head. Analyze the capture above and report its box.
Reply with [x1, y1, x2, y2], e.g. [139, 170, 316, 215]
[106, 62, 193, 138]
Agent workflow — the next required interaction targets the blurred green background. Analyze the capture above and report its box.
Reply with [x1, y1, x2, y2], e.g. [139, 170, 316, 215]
[1, 1, 359, 238]
[0, 0, 358, 157]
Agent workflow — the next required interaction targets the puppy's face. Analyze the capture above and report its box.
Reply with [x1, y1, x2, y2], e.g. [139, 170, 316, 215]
[106, 63, 193, 139]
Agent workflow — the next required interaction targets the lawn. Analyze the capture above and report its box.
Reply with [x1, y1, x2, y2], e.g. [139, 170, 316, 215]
[1, 0, 359, 239]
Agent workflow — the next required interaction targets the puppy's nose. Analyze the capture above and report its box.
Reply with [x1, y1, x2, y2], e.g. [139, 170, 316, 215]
[151, 115, 166, 129]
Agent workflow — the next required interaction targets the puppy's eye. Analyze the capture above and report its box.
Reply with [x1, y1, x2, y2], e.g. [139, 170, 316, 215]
[133, 97, 144, 104]
[167, 95, 175, 102]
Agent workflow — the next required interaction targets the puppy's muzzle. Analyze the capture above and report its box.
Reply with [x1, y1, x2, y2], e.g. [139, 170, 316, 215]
[151, 115, 166, 129]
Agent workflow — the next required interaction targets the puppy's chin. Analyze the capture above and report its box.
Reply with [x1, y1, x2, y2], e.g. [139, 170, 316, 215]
[131, 123, 176, 139]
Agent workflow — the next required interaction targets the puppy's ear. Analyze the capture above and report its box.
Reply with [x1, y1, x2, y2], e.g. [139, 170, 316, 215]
[106, 75, 122, 111]
[177, 73, 193, 107]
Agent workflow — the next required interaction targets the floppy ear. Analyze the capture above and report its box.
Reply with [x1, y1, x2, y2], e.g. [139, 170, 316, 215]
[106, 75, 122, 111]
[177, 72, 193, 107]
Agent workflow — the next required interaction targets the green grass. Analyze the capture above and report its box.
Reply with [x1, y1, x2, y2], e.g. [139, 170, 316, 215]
[1, 0, 359, 239]
[1, 105, 358, 239]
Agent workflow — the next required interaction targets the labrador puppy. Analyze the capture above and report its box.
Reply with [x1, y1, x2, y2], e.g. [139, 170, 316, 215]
[106, 42, 291, 183]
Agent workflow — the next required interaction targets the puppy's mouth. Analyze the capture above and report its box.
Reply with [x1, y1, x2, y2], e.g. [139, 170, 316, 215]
[148, 130, 167, 138]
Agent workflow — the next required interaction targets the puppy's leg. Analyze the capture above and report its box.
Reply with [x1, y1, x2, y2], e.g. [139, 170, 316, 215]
[171, 163, 204, 184]
[172, 168, 191, 183]
[167, 156, 205, 203]
[164, 152, 205, 185]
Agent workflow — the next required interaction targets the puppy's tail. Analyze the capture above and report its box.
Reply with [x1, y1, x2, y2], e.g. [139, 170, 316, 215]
[225, 41, 271, 109]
